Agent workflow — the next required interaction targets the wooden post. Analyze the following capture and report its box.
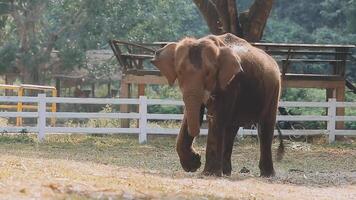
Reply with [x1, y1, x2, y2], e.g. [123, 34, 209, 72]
[336, 85, 345, 129]
[38, 93, 46, 142]
[107, 82, 111, 97]
[50, 89, 57, 126]
[335, 47, 347, 77]
[91, 83, 95, 97]
[138, 84, 145, 96]
[326, 86, 345, 130]
[120, 79, 130, 128]
[327, 98, 336, 143]
[55, 78, 61, 111]
[139, 96, 147, 144]
[4, 75, 9, 96]
[326, 88, 335, 100]
[137, 84, 145, 128]
[16, 88, 23, 126]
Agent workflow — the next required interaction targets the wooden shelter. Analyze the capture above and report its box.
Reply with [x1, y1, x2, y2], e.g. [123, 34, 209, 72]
[109, 40, 355, 128]
[53, 50, 121, 98]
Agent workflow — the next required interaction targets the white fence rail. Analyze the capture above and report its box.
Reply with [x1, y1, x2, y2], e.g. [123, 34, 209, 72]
[0, 94, 355, 143]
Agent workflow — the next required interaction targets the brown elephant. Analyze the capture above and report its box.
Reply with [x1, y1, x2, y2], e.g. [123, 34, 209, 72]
[151, 33, 283, 177]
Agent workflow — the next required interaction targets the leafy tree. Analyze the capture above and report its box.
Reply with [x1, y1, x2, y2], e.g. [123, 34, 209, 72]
[0, 0, 87, 84]
[192, 0, 274, 41]
[0, 0, 355, 87]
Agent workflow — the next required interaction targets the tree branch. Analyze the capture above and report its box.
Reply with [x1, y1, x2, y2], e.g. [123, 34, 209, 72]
[192, 0, 225, 35]
[44, 4, 86, 56]
[213, 0, 230, 33]
[241, 0, 274, 42]
[226, 0, 243, 37]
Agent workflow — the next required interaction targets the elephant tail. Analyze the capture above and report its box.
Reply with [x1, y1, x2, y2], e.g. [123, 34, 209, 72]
[276, 124, 285, 161]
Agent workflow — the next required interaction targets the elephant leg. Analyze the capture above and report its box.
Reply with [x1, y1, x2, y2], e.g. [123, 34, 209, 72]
[176, 105, 205, 172]
[202, 118, 225, 176]
[257, 120, 275, 177]
[222, 126, 238, 176]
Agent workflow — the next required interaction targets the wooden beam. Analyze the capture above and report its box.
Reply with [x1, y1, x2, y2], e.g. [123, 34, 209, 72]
[336, 86, 345, 129]
[282, 80, 345, 89]
[119, 81, 130, 128]
[123, 75, 169, 85]
[138, 84, 145, 97]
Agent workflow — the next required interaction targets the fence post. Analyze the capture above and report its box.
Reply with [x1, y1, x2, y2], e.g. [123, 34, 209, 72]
[38, 93, 46, 142]
[139, 96, 147, 144]
[327, 98, 336, 143]
[237, 127, 244, 138]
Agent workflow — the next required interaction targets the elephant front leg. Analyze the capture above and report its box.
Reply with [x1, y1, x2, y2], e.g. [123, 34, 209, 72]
[202, 118, 225, 176]
[176, 106, 204, 172]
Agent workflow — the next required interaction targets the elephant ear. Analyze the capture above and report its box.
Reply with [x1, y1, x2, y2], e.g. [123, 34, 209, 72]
[151, 43, 177, 86]
[217, 47, 243, 90]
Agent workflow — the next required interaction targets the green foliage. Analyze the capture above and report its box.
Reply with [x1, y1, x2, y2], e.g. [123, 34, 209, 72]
[266, 0, 356, 45]
[264, 19, 313, 43]
[346, 0, 356, 32]
[0, 0, 355, 122]
[146, 85, 183, 114]
[0, 0, 209, 84]
[0, 41, 18, 73]
[0, 132, 34, 143]
[1, 0, 354, 82]
[57, 43, 85, 70]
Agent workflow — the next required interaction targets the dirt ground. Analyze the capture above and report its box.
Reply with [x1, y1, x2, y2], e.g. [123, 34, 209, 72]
[0, 134, 355, 199]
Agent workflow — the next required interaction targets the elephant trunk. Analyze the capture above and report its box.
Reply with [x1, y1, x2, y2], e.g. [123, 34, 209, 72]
[183, 92, 203, 137]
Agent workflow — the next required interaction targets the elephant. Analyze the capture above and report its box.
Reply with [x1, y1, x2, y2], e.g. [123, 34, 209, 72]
[151, 33, 284, 177]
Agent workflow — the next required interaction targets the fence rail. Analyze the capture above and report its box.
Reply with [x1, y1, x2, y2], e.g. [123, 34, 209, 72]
[0, 94, 355, 143]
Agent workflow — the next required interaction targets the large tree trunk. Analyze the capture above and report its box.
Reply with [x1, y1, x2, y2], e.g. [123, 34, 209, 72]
[193, 0, 273, 42]
[192, 0, 225, 35]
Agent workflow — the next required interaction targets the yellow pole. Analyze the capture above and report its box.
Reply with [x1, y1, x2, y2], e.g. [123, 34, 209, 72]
[50, 89, 57, 126]
[16, 88, 23, 126]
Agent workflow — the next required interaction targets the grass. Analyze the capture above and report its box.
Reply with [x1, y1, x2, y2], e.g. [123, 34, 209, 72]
[0, 134, 355, 199]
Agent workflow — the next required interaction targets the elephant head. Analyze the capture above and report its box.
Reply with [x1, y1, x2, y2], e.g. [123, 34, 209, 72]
[151, 37, 243, 137]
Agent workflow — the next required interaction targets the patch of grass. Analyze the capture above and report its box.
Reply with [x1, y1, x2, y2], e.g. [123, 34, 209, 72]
[0, 134, 355, 184]
[0, 132, 35, 143]
[323, 140, 356, 149]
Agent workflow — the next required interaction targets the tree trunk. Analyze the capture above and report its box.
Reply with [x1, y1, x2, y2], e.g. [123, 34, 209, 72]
[193, 0, 273, 42]
[192, 0, 225, 35]
[241, 0, 274, 42]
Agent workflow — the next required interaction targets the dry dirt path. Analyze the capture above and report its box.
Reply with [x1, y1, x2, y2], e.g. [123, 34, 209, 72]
[0, 155, 355, 200]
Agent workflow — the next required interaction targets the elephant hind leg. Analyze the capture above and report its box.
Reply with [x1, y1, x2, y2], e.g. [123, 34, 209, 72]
[222, 126, 238, 176]
[258, 120, 276, 177]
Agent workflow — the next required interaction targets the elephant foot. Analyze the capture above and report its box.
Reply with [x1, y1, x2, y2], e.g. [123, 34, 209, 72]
[179, 151, 201, 172]
[223, 170, 231, 176]
[202, 162, 223, 177]
[259, 162, 275, 177]
[202, 168, 223, 177]
[223, 161, 232, 176]
[260, 169, 275, 177]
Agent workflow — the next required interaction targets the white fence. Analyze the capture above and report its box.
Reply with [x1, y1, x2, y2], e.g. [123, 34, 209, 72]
[0, 94, 355, 143]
